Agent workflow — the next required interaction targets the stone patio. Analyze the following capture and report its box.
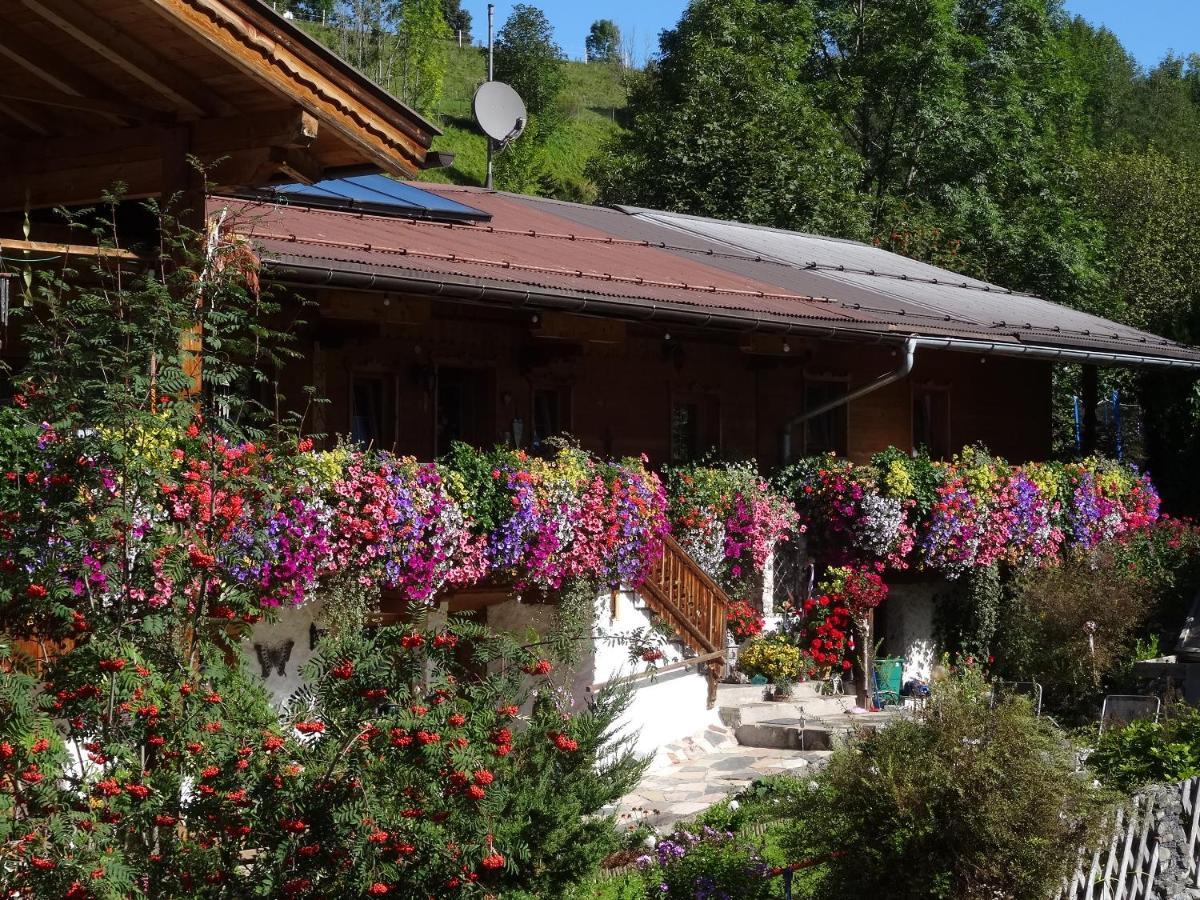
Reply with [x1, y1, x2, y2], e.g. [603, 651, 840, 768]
[610, 744, 833, 830]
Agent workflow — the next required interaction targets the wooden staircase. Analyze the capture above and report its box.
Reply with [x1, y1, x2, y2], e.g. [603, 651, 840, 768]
[638, 533, 731, 707]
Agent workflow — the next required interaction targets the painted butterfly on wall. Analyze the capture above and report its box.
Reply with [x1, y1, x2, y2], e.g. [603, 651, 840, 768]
[254, 640, 295, 678]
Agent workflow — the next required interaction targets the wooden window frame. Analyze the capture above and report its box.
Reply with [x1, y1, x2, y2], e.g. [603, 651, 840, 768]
[802, 374, 850, 457]
[912, 382, 952, 460]
[348, 370, 399, 452]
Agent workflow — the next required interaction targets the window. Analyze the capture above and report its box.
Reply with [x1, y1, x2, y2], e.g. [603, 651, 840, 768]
[670, 395, 720, 464]
[531, 386, 571, 454]
[670, 402, 699, 464]
[804, 379, 848, 455]
[351, 375, 387, 448]
[913, 386, 951, 459]
[436, 367, 492, 452]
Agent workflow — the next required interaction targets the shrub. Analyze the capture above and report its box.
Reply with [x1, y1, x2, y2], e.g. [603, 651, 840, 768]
[635, 827, 774, 900]
[993, 548, 1151, 717]
[737, 634, 803, 687]
[782, 667, 1116, 900]
[1090, 705, 1200, 792]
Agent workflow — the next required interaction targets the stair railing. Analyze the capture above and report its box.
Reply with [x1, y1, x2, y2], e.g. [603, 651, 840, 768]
[637, 533, 731, 707]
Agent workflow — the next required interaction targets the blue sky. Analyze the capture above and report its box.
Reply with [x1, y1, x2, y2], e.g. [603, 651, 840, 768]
[460, 1, 1198, 67]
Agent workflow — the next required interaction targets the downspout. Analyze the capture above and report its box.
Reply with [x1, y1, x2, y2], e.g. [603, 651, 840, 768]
[781, 336, 917, 465]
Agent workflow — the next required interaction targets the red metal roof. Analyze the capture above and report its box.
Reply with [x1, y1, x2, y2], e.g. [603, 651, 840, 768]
[211, 186, 1200, 366]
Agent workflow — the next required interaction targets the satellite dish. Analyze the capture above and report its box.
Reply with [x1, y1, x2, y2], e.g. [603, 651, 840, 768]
[473, 81, 527, 145]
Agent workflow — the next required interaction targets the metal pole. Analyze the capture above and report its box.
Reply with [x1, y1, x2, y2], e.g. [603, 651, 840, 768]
[486, 3, 494, 190]
[1113, 389, 1124, 460]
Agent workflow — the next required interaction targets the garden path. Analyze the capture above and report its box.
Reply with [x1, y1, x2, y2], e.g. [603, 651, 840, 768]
[610, 742, 832, 830]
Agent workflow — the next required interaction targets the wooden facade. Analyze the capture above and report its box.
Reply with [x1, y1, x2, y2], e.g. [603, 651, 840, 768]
[280, 289, 1054, 468]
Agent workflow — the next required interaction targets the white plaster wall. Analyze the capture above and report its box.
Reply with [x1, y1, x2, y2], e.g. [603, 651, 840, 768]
[880, 580, 945, 682]
[240, 591, 718, 762]
[242, 603, 323, 708]
[486, 589, 716, 762]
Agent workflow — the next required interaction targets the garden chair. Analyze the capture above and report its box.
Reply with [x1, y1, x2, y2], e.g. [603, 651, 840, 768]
[991, 680, 1043, 716]
[1099, 694, 1161, 734]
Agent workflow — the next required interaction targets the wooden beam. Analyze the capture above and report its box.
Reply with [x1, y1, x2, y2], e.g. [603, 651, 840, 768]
[0, 238, 141, 261]
[268, 147, 323, 185]
[0, 24, 156, 125]
[12, 109, 320, 178]
[22, 0, 237, 118]
[0, 107, 326, 211]
[0, 87, 167, 124]
[0, 100, 51, 137]
[130, 0, 431, 175]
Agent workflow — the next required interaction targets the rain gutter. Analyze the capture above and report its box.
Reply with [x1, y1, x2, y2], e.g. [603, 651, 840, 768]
[781, 337, 917, 464]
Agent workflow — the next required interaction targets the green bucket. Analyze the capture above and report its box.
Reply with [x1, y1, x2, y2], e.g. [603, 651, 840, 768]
[875, 657, 904, 704]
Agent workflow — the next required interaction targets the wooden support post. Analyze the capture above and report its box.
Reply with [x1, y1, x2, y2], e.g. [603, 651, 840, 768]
[161, 125, 206, 400]
[853, 611, 874, 710]
[1082, 364, 1099, 455]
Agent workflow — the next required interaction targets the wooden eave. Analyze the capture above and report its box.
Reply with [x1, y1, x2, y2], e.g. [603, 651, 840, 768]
[0, 0, 439, 211]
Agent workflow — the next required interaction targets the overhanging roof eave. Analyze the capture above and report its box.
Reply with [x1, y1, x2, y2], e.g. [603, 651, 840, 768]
[262, 256, 1200, 370]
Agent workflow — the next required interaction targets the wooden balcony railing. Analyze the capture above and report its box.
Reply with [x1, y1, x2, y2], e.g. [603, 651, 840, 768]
[637, 533, 731, 707]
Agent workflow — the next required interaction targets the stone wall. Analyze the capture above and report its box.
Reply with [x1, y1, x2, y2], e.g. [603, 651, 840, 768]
[1138, 781, 1200, 900]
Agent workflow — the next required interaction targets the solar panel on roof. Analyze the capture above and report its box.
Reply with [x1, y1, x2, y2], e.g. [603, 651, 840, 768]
[247, 175, 491, 222]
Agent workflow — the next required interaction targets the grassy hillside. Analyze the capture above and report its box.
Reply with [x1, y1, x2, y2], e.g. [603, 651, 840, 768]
[291, 22, 630, 199]
[417, 44, 630, 199]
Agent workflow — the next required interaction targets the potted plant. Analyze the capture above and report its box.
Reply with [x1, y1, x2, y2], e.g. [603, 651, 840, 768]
[737, 634, 803, 700]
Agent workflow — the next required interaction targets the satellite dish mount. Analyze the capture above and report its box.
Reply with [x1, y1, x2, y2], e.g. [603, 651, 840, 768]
[474, 81, 528, 185]
[476, 5, 528, 189]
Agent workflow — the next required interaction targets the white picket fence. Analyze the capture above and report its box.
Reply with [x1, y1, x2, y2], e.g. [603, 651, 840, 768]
[1060, 776, 1200, 899]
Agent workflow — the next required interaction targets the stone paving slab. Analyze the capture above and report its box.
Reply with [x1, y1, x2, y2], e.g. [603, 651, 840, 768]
[610, 746, 832, 831]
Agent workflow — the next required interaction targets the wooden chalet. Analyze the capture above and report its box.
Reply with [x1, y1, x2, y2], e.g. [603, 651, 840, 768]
[213, 181, 1200, 471]
[0, 0, 436, 228]
[6, 0, 1200, 750]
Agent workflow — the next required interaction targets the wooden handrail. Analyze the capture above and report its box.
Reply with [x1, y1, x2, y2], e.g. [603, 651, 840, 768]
[589, 649, 726, 692]
[636, 534, 732, 707]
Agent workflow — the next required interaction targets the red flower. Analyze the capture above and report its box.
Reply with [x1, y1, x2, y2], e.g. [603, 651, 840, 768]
[549, 732, 579, 752]
[330, 660, 354, 679]
[367, 883, 389, 895]
[25, 584, 47, 599]
[481, 852, 505, 869]
[98, 658, 126, 672]
[295, 721, 325, 734]
[473, 769, 494, 786]
[30, 856, 55, 870]
[31, 738, 49, 754]
[125, 784, 150, 800]
[467, 784, 486, 800]
[523, 659, 553, 675]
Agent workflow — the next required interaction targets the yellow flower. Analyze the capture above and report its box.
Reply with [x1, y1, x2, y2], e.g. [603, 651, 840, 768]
[883, 459, 914, 498]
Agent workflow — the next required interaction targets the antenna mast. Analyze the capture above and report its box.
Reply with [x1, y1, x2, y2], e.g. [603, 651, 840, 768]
[486, 3, 495, 190]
